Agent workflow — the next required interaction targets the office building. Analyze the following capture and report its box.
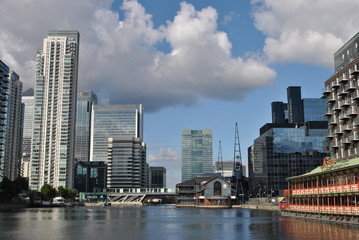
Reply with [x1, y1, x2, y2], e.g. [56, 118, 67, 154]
[74, 161, 107, 192]
[107, 137, 148, 188]
[181, 129, 213, 182]
[324, 32, 359, 161]
[91, 104, 143, 162]
[21, 88, 34, 179]
[149, 166, 166, 188]
[29, 30, 79, 190]
[0, 60, 23, 180]
[248, 87, 328, 196]
[75, 90, 97, 162]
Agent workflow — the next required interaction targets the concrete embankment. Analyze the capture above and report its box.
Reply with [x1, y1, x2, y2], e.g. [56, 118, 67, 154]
[236, 204, 279, 211]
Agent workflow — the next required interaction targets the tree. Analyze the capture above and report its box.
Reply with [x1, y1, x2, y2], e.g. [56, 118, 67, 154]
[14, 176, 29, 193]
[40, 184, 57, 201]
[0, 177, 16, 203]
[57, 186, 76, 202]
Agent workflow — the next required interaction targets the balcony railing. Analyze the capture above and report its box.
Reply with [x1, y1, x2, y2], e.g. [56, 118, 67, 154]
[288, 182, 359, 197]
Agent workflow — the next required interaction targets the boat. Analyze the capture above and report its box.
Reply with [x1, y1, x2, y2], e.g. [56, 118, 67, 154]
[52, 197, 66, 207]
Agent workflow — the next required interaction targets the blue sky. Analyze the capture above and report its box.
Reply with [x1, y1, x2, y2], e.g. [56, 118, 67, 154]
[1, 0, 358, 187]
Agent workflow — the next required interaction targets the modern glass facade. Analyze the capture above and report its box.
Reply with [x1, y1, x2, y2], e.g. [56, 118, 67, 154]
[287, 86, 302, 124]
[75, 90, 97, 162]
[271, 102, 287, 124]
[0, 60, 23, 181]
[74, 161, 107, 193]
[107, 137, 147, 188]
[149, 166, 166, 188]
[248, 127, 327, 196]
[29, 30, 79, 190]
[181, 129, 213, 182]
[249, 86, 328, 196]
[302, 98, 326, 122]
[91, 105, 143, 162]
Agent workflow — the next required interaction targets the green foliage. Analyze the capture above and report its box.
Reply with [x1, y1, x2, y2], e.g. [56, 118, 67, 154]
[0, 176, 29, 203]
[56, 186, 76, 201]
[40, 184, 57, 201]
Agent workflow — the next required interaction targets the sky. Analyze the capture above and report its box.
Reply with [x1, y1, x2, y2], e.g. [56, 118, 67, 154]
[1, 0, 359, 188]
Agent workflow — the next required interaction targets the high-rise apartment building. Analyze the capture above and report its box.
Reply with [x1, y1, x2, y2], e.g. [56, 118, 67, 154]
[181, 129, 213, 182]
[107, 137, 148, 188]
[0, 60, 23, 180]
[21, 88, 34, 178]
[324, 32, 359, 161]
[248, 87, 328, 196]
[29, 30, 79, 190]
[91, 104, 143, 162]
[75, 90, 97, 162]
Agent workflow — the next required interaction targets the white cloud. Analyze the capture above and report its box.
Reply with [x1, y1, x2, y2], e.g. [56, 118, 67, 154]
[0, 0, 276, 111]
[148, 147, 180, 162]
[252, 0, 359, 67]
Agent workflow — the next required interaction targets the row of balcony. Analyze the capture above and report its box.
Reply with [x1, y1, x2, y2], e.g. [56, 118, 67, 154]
[284, 183, 359, 196]
[286, 205, 359, 215]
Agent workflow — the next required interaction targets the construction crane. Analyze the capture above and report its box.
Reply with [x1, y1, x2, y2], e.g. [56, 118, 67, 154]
[217, 140, 223, 176]
[232, 122, 244, 203]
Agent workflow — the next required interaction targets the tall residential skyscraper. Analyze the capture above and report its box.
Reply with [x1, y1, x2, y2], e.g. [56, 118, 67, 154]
[181, 129, 213, 181]
[29, 30, 79, 190]
[75, 90, 97, 162]
[324, 32, 359, 161]
[0, 60, 23, 180]
[90, 104, 143, 162]
[21, 88, 35, 179]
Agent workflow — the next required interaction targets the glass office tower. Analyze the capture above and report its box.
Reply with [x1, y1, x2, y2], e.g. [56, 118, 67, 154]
[29, 30, 79, 190]
[91, 104, 143, 162]
[107, 137, 147, 188]
[149, 166, 166, 188]
[75, 90, 97, 162]
[248, 86, 328, 196]
[181, 129, 213, 182]
[74, 161, 107, 192]
[248, 125, 327, 196]
[0, 60, 23, 181]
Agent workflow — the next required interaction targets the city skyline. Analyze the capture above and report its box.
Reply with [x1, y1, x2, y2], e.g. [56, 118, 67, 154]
[1, 0, 359, 187]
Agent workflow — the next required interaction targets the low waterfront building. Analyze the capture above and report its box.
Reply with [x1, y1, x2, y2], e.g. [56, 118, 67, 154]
[176, 174, 235, 207]
[283, 157, 359, 222]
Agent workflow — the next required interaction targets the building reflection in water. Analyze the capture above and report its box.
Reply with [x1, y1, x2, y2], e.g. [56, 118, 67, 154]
[280, 217, 359, 240]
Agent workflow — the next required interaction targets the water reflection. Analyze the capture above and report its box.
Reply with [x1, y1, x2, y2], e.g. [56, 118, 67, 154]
[0, 207, 358, 240]
[280, 217, 359, 240]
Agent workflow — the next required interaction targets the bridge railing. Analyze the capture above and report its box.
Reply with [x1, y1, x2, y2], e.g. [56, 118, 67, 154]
[96, 188, 176, 194]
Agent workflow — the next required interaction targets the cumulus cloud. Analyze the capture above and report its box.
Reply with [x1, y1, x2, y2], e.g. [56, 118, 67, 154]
[0, 0, 275, 111]
[251, 0, 359, 67]
[148, 147, 180, 162]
